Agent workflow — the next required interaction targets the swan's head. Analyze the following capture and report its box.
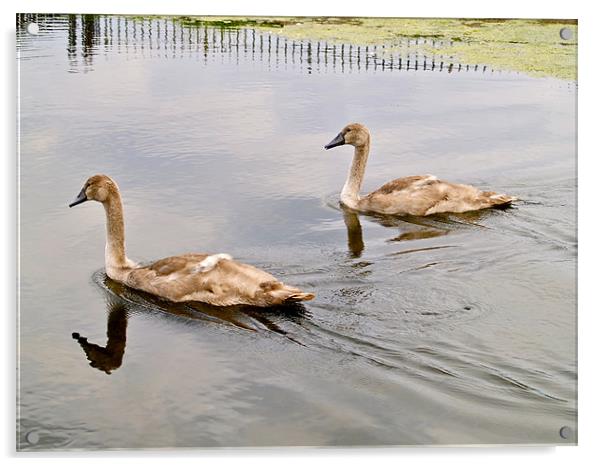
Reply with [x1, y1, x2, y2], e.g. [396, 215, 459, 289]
[69, 174, 119, 207]
[324, 123, 370, 150]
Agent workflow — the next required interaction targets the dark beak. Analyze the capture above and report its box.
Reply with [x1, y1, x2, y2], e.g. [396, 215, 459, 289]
[69, 187, 88, 208]
[324, 132, 346, 150]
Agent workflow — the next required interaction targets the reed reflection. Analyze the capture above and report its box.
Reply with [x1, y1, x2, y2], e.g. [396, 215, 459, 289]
[67, 14, 77, 67]
[18, 14, 491, 76]
[81, 14, 100, 67]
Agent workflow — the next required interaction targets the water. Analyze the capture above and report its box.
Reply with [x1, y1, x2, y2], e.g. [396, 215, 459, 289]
[17, 14, 577, 449]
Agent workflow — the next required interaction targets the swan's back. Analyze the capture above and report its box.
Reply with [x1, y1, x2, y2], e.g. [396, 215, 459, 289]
[361, 175, 515, 216]
[125, 253, 314, 307]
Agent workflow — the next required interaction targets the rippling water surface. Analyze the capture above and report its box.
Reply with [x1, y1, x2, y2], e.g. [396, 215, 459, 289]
[17, 14, 577, 449]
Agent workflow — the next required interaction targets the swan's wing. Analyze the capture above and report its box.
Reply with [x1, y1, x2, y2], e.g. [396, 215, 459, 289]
[144, 253, 210, 276]
[125, 253, 215, 301]
[170, 259, 313, 306]
[370, 175, 439, 196]
[363, 175, 444, 215]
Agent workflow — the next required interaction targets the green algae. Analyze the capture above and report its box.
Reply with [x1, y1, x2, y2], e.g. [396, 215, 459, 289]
[172, 16, 577, 80]
[177, 16, 289, 29]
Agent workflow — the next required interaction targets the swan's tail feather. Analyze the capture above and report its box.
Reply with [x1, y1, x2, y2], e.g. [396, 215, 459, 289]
[284, 292, 315, 303]
[482, 191, 517, 208]
[260, 282, 315, 305]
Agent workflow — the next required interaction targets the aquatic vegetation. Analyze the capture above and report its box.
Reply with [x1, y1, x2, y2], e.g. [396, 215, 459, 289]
[172, 16, 577, 80]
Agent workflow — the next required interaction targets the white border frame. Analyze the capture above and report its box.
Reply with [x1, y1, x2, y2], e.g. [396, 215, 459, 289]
[4, 1, 598, 464]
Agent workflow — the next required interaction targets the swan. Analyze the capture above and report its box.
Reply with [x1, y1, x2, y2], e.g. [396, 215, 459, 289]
[324, 123, 516, 216]
[69, 174, 314, 307]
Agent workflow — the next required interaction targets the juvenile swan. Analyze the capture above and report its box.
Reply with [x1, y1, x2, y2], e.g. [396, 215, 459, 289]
[324, 123, 516, 216]
[69, 175, 314, 307]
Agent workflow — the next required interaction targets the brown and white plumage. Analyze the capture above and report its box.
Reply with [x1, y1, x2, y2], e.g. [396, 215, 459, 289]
[324, 123, 516, 216]
[69, 175, 314, 307]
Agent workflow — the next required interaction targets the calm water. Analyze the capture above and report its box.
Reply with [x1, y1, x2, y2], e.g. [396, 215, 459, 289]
[17, 15, 577, 449]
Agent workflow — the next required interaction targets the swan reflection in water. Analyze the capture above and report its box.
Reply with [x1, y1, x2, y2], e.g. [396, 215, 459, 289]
[341, 204, 503, 258]
[72, 273, 310, 374]
[72, 299, 127, 374]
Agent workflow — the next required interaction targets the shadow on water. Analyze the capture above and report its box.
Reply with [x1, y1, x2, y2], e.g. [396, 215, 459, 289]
[72, 272, 311, 373]
[339, 202, 512, 258]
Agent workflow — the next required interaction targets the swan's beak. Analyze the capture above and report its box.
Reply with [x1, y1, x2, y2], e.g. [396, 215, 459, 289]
[69, 186, 88, 208]
[324, 132, 345, 150]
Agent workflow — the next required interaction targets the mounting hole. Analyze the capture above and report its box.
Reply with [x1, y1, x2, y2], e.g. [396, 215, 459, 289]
[25, 22, 40, 35]
[25, 430, 40, 445]
[559, 27, 573, 41]
[559, 426, 572, 439]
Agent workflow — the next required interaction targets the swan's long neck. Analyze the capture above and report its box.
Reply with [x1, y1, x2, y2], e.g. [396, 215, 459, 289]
[341, 139, 370, 208]
[102, 191, 131, 272]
